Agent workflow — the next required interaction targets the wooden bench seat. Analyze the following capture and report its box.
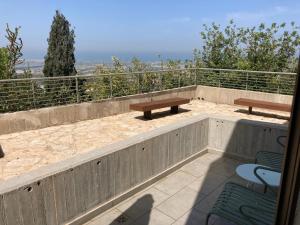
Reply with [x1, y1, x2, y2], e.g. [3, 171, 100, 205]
[234, 98, 291, 114]
[129, 97, 190, 119]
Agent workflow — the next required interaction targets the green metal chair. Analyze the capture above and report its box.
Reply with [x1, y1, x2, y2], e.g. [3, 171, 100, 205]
[206, 182, 277, 225]
[255, 135, 286, 171]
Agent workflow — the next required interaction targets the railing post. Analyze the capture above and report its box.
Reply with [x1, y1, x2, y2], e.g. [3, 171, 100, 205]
[75, 76, 79, 103]
[194, 68, 197, 86]
[109, 74, 113, 98]
[137, 73, 140, 94]
[218, 70, 221, 87]
[277, 74, 280, 94]
[31, 80, 36, 108]
[159, 72, 163, 91]
[246, 72, 249, 90]
[178, 71, 181, 88]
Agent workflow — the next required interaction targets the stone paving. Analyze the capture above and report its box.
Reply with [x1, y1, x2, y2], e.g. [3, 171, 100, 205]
[0, 100, 289, 181]
[84, 152, 247, 225]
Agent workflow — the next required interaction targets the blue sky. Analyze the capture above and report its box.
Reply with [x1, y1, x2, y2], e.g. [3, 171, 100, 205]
[0, 0, 299, 60]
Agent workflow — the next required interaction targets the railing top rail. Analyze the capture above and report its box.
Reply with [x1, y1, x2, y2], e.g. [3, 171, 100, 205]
[0, 67, 296, 83]
[196, 67, 297, 75]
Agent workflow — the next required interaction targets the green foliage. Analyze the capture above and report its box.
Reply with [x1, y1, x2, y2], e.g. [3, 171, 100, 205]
[199, 20, 300, 72]
[43, 10, 76, 77]
[0, 25, 36, 112]
[0, 64, 36, 113]
[131, 57, 159, 93]
[0, 48, 9, 80]
[200, 20, 245, 69]
[43, 10, 77, 105]
[197, 20, 300, 93]
[4, 24, 24, 78]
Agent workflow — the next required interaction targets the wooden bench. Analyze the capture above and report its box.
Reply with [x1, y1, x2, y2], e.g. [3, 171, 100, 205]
[234, 98, 291, 114]
[129, 97, 190, 119]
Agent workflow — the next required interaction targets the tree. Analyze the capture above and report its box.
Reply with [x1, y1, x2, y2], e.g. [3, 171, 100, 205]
[5, 24, 24, 78]
[0, 48, 9, 80]
[84, 64, 111, 100]
[200, 20, 246, 69]
[198, 20, 300, 72]
[245, 22, 300, 72]
[130, 57, 153, 93]
[43, 10, 76, 77]
[197, 21, 300, 93]
[43, 10, 77, 105]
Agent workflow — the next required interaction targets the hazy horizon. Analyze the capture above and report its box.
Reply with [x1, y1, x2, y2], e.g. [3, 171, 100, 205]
[23, 50, 193, 63]
[1, 0, 299, 62]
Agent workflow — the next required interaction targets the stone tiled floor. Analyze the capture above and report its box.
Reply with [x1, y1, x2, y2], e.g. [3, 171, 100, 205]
[0, 100, 289, 181]
[84, 152, 249, 225]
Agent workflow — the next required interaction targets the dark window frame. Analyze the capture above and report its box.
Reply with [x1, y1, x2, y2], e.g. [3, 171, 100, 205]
[276, 57, 300, 225]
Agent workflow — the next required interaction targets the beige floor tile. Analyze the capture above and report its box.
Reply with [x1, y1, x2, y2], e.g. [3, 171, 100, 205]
[208, 161, 238, 178]
[188, 173, 228, 195]
[180, 161, 212, 178]
[85, 208, 133, 225]
[154, 171, 196, 195]
[193, 153, 224, 166]
[156, 187, 206, 220]
[116, 187, 170, 220]
[131, 209, 174, 225]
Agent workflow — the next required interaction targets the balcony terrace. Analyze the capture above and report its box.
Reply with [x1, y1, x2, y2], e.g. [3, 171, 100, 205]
[0, 68, 294, 225]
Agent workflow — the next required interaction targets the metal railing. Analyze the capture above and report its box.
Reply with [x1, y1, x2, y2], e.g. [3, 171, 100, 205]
[0, 68, 296, 113]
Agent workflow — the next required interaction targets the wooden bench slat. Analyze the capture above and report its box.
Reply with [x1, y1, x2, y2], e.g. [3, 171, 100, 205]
[130, 97, 190, 112]
[129, 97, 190, 119]
[234, 98, 291, 113]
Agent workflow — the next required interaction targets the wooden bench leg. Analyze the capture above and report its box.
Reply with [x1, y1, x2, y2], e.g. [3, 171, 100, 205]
[170, 105, 179, 114]
[249, 106, 253, 114]
[144, 111, 152, 120]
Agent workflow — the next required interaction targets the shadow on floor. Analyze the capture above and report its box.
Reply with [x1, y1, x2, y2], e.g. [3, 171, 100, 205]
[235, 109, 290, 121]
[110, 194, 154, 225]
[134, 108, 191, 120]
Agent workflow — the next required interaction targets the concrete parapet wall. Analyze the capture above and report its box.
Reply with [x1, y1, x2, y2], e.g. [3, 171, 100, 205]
[0, 115, 209, 225]
[196, 85, 293, 105]
[0, 86, 197, 135]
[0, 85, 292, 135]
[208, 116, 288, 160]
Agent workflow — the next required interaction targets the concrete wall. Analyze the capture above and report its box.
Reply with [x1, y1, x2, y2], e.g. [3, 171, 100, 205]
[0, 115, 209, 225]
[208, 116, 288, 161]
[0, 86, 197, 135]
[196, 85, 293, 105]
[0, 84, 292, 135]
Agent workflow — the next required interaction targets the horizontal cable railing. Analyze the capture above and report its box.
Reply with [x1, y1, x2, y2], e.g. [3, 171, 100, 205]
[0, 68, 297, 113]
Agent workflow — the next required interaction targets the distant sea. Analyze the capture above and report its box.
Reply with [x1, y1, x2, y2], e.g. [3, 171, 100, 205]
[76, 52, 193, 63]
[23, 51, 193, 64]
